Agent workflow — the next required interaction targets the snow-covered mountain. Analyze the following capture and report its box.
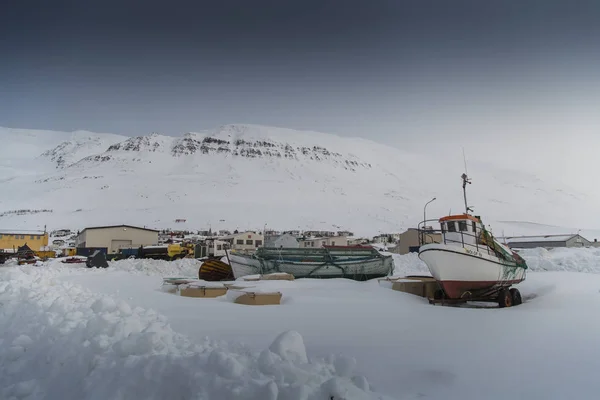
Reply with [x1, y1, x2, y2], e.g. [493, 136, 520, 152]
[1, 124, 598, 238]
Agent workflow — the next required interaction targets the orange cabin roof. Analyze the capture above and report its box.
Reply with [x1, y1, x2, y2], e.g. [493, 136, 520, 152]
[439, 214, 481, 223]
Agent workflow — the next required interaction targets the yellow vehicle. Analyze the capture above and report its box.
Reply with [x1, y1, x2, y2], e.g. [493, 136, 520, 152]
[35, 250, 56, 260]
[137, 243, 191, 261]
[63, 248, 77, 257]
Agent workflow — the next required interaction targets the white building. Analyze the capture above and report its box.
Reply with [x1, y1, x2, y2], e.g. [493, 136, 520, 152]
[221, 231, 264, 251]
[348, 237, 370, 246]
[265, 233, 299, 248]
[300, 236, 349, 248]
[196, 239, 228, 258]
[372, 233, 401, 244]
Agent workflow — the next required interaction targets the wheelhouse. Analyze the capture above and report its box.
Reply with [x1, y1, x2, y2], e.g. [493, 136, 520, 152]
[439, 214, 483, 248]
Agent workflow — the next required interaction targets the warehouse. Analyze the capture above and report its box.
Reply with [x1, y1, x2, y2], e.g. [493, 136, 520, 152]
[391, 228, 442, 255]
[75, 225, 159, 253]
[501, 234, 592, 249]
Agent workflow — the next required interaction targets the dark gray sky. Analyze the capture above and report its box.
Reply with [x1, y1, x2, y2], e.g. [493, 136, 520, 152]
[2, 0, 600, 146]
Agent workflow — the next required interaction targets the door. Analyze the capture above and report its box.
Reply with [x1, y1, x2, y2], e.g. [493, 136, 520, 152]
[111, 240, 132, 253]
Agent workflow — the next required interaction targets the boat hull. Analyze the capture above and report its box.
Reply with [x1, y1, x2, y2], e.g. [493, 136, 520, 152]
[228, 252, 393, 281]
[418, 244, 526, 299]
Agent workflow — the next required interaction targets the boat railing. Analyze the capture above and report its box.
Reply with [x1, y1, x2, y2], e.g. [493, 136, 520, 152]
[417, 220, 497, 257]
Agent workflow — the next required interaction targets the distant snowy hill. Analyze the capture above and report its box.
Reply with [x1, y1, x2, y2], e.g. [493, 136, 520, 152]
[1, 124, 599, 238]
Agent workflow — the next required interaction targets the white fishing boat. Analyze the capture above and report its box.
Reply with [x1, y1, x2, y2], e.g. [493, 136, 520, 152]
[418, 173, 528, 307]
[227, 246, 394, 281]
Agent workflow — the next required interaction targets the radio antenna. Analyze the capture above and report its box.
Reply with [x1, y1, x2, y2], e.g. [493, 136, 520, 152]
[461, 148, 473, 215]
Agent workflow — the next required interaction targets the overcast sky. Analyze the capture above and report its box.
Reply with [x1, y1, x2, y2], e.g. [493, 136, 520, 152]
[2, 0, 600, 191]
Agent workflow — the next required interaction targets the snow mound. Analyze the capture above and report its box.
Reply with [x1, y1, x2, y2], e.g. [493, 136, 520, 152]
[0, 266, 394, 400]
[518, 247, 600, 273]
[110, 257, 200, 277]
[269, 331, 308, 363]
[391, 253, 430, 276]
[392, 247, 600, 276]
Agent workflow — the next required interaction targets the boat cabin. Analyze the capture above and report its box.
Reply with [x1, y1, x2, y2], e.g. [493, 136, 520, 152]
[439, 214, 483, 248]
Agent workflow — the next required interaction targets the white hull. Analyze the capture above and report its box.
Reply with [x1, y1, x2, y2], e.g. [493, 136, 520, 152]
[418, 243, 526, 298]
[228, 253, 393, 280]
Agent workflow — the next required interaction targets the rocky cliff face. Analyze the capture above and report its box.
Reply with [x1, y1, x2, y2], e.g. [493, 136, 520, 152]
[39, 132, 127, 168]
[54, 124, 372, 171]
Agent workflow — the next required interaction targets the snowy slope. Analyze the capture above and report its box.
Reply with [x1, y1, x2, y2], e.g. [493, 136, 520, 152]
[1, 124, 599, 236]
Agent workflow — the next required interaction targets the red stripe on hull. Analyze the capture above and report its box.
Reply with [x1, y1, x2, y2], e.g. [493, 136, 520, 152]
[440, 279, 524, 299]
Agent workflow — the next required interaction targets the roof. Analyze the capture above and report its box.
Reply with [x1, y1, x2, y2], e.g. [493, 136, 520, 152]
[220, 231, 260, 239]
[302, 236, 336, 241]
[503, 234, 579, 243]
[265, 233, 297, 239]
[0, 229, 46, 235]
[439, 214, 481, 223]
[80, 224, 159, 233]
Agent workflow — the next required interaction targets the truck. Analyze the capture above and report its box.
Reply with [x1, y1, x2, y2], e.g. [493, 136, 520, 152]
[136, 243, 191, 261]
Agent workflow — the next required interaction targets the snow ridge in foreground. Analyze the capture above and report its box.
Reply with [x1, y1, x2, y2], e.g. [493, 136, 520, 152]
[0, 267, 393, 400]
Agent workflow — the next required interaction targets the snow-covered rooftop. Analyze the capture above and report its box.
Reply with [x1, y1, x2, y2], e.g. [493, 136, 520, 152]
[504, 234, 578, 243]
[0, 230, 45, 235]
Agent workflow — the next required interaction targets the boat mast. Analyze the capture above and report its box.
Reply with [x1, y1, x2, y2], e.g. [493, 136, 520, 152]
[461, 148, 472, 215]
[461, 173, 471, 214]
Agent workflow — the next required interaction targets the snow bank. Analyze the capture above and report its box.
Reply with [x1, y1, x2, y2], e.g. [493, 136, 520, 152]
[518, 247, 600, 273]
[109, 257, 201, 277]
[0, 266, 394, 400]
[391, 253, 430, 276]
[392, 247, 600, 276]
[46, 257, 201, 278]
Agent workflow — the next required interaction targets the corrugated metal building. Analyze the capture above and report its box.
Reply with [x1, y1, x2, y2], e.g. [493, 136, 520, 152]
[392, 228, 442, 255]
[501, 234, 592, 249]
[75, 225, 159, 253]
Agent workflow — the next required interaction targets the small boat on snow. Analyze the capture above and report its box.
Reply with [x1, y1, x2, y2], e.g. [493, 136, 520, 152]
[227, 246, 394, 281]
[418, 173, 528, 307]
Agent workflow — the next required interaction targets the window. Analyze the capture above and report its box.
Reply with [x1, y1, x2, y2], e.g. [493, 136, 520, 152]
[20, 235, 25, 239]
[236, 239, 244, 245]
[30, 235, 35, 239]
[331, 241, 335, 246]
[255, 240, 263, 247]
[0, 234, 2, 238]
[246, 240, 253, 245]
[458, 221, 467, 232]
[311, 241, 315, 247]
[472, 221, 477, 232]
[447, 222, 456, 232]
[217, 245, 222, 250]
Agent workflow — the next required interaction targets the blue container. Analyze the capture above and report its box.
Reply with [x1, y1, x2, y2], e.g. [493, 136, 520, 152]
[76, 247, 108, 257]
[119, 248, 139, 257]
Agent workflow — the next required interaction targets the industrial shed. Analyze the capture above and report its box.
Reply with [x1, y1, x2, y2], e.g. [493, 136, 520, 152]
[502, 234, 592, 249]
[75, 225, 159, 253]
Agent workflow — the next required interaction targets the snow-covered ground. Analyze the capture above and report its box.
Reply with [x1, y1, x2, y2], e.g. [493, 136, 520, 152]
[2, 248, 600, 399]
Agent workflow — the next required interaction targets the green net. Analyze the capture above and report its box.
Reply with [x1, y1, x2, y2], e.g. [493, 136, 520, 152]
[481, 226, 528, 269]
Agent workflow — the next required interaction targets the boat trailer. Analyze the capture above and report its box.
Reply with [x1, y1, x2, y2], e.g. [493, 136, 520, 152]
[428, 285, 523, 308]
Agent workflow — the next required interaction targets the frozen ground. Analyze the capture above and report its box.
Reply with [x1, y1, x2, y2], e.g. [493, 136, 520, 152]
[2, 248, 600, 399]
